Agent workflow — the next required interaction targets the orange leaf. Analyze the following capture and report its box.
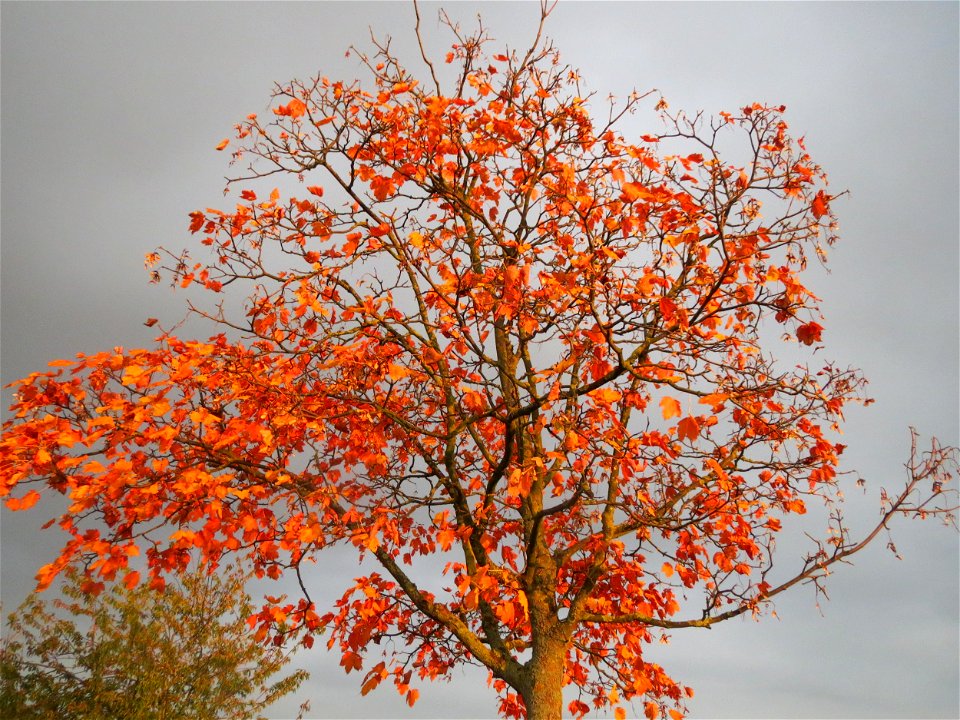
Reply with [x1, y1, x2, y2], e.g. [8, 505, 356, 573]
[370, 174, 394, 202]
[517, 590, 529, 619]
[306, 185, 324, 197]
[36, 562, 62, 591]
[645, 702, 660, 720]
[563, 430, 585, 452]
[388, 363, 412, 381]
[360, 664, 385, 695]
[436, 526, 457, 551]
[704, 457, 729, 483]
[592, 387, 622, 403]
[276, 98, 307, 119]
[343, 232, 363, 256]
[660, 396, 682, 420]
[698, 392, 728, 409]
[5, 490, 41, 511]
[215, 138, 229, 151]
[661, 562, 675, 578]
[621, 182, 654, 203]
[615, 709, 627, 720]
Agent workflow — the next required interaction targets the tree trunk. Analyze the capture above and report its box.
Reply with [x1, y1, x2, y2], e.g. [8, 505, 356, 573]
[521, 639, 566, 720]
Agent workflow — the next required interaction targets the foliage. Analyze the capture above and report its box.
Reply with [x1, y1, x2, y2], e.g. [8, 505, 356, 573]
[1, 5, 955, 719]
[0, 565, 307, 720]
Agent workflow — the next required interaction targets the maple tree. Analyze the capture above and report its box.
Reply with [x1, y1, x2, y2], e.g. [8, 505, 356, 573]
[1, 5, 957, 719]
[1, 564, 307, 720]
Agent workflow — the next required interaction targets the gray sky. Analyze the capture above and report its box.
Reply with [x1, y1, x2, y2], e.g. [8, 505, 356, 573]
[1, 2, 957, 718]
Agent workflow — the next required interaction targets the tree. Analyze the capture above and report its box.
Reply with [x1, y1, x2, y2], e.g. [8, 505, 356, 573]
[1, 5, 956, 719]
[0, 565, 308, 720]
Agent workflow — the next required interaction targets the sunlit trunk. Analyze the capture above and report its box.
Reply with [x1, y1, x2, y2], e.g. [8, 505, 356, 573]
[521, 637, 566, 720]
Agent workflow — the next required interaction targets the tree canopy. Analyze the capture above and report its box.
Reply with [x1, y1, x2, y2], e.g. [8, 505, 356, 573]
[0, 565, 307, 720]
[1, 5, 955, 719]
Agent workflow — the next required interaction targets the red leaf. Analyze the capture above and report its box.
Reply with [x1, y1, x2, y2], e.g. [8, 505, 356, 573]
[343, 232, 363, 256]
[677, 416, 700, 442]
[340, 651, 363, 673]
[797, 321, 823, 346]
[811, 190, 829, 219]
[188, 211, 205, 233]
[370, 175, 394, 202]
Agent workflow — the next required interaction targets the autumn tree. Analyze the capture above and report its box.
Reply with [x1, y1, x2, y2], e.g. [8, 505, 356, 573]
[1, 5, 956, 719]
[0, 564, 307, 720]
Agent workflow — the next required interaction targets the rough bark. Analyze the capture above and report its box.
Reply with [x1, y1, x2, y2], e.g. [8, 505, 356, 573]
[521, 637, 566, 720]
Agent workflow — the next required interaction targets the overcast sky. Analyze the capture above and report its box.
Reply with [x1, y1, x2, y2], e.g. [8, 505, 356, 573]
[2, 2, 957, 718]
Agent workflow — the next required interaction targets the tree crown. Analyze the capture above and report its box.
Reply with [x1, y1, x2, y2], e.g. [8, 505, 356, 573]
[1, 6, 955, 718]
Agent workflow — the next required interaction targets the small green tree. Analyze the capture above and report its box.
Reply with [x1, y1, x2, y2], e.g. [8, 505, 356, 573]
[0, 565, 308, 720]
